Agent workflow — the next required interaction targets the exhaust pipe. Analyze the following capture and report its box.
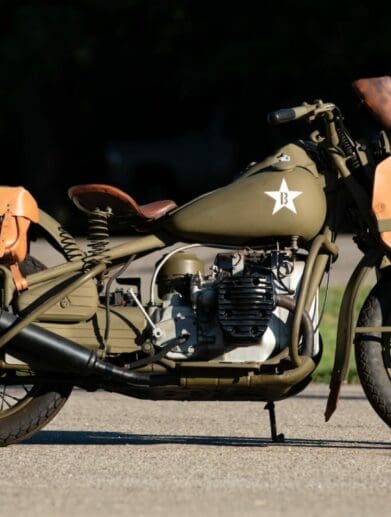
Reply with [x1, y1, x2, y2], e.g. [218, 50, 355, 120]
[0, 311, 178, 388]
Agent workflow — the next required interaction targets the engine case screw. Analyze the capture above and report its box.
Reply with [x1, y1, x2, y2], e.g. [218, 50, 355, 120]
[60, 298, 69, 308]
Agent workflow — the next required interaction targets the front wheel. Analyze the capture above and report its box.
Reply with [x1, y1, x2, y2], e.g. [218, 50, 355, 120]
[355, 275, 391, 427]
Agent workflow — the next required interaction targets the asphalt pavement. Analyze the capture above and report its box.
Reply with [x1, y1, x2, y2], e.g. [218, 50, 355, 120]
[1, 384, 389, 517]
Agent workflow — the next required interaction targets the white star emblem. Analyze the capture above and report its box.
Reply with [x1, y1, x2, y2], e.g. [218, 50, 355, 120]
[265, 178, 302, 215]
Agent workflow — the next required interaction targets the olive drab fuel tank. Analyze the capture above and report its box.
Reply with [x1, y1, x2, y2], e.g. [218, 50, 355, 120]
[164, 143, 327, 244]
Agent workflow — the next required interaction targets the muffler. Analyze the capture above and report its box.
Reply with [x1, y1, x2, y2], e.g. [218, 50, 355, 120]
[0, 311, 177, 388]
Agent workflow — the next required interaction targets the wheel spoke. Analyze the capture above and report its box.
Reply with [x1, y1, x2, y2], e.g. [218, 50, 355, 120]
[0, 384, 34, 413]
[0, 384, 5, 411]
[0, 396, 12, 409]
[3, 392, 24, 403]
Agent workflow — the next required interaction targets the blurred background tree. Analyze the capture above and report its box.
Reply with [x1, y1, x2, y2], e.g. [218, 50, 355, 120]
[0, 1, 389, 229]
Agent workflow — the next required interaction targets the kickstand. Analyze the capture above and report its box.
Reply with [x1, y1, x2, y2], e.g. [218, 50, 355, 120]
[264, 401, 285, 443]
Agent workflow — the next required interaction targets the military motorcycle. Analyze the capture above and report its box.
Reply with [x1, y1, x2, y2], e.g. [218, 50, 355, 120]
[1, 76, 391, 446]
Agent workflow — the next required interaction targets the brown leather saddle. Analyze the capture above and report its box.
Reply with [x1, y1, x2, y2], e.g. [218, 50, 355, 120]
[68, 184, 177, 221]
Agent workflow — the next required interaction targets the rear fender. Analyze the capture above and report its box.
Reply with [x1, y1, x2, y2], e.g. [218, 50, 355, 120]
[34, 209, 84, 262]
[0, 209, 84, 306]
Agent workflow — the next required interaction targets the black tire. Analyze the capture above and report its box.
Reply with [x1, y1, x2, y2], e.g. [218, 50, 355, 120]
[355, 276, 391, 427]
[0, 383, 72, 446]
[0, 256, 73, 446]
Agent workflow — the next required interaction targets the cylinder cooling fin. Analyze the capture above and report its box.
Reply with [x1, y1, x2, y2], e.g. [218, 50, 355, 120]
[217, 272, 275, 341]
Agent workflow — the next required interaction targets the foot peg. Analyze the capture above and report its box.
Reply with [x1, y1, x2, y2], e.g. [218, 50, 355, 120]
[264, 401, 285, 443]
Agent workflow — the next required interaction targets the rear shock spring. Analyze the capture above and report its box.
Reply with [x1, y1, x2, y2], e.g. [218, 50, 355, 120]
[87, 208, 111, 258]
[59, 227, 84, 262]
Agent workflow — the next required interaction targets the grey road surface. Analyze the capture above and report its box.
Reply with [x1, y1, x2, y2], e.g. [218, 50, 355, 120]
[1, 384, 389, 517]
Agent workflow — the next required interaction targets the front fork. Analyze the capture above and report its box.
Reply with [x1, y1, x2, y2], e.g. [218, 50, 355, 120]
[325, 248, 384, 420]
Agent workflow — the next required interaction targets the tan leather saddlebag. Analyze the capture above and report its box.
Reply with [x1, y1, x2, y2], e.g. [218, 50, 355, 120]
[0, 187, 39, 290]
[372, 157, 391, 249]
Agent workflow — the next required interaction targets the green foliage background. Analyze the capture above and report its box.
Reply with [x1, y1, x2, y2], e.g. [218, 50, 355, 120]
[314, 286, 371, 383]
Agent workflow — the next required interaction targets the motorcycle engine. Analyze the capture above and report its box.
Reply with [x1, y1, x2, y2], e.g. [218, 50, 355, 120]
[153, 248, 319, 362]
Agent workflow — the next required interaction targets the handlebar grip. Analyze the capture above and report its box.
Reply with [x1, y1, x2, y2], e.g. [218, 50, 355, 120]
[267, 105, 314, 125]
[267, 109, 297, 125]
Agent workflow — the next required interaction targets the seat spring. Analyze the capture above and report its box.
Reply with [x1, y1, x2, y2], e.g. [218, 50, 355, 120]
[87, 208, 110, 258]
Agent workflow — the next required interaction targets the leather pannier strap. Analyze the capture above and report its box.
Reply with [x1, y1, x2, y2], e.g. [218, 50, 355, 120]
[352, 76, 391, 129]
[9, 263, 29, 291]
[0, 187, 39, 290]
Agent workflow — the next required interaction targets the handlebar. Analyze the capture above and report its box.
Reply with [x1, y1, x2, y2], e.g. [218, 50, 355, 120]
[267, 101, 336, 126]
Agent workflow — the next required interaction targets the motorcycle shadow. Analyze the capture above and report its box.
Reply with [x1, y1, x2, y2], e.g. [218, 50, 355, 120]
[24, 431, 390, 449]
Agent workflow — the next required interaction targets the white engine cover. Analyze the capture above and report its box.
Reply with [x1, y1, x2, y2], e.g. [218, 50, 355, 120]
[154, 260, 319, 363]
[216, 260, 319, 363]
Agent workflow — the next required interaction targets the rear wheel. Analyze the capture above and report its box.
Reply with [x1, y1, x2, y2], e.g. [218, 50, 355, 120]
[355, 276, 391, 427]
[0, 255, 73, 446]
[0, 380, 72, 446]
